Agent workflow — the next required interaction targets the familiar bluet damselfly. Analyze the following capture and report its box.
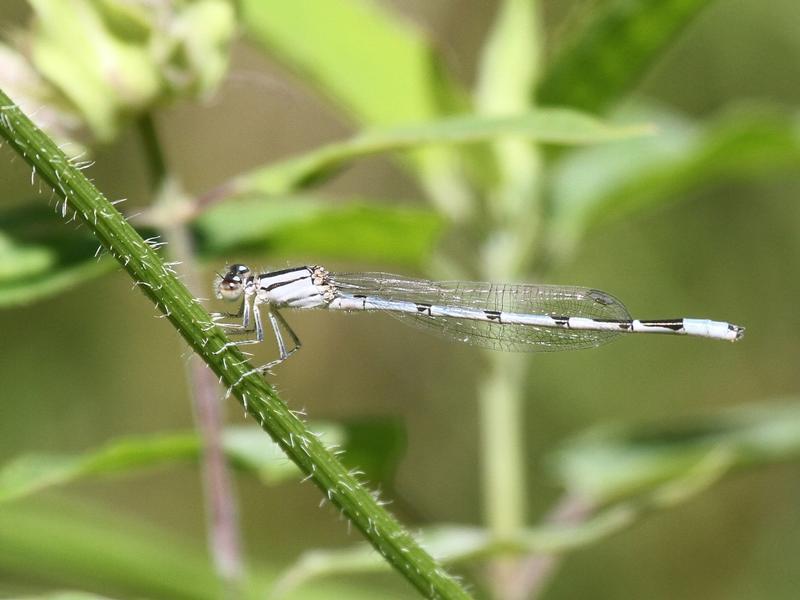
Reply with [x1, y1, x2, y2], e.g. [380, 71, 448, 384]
[212, 264, 744, 373]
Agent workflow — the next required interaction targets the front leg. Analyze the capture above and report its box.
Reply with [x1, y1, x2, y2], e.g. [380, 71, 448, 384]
[216, 296, 266, 350]
[211, 297, 251, 331]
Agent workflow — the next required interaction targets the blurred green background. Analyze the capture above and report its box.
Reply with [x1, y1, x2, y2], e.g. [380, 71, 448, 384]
[0, 0, 799, 599]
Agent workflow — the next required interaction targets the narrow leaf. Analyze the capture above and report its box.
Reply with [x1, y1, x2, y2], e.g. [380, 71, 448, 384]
[549, 402, 800, 504]
[539, 0, 714, 112]
[273, 526, 492, 598]
[240, 0, 459, 125]
[193, 196, 442, 267]
[238, 0, 478, 221]
[549, 106, 800, 254]
[0, 196, 438, 306]
[11, 593, 118, 600]
[0, 203, 115, 307]
[0, 500, 384, 600]
[0, 423, 403, 504]
[0, 500, 228, 599]
[229, 110, 653, 197]
[0, 433, 198, 504]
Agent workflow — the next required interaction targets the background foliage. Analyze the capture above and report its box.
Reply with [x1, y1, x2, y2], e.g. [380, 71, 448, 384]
[1, 0, 799, 599]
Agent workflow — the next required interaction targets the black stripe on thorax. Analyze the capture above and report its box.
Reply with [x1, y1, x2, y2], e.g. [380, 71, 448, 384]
[260, 266, 313, 278]
[260, 272, 312, 292]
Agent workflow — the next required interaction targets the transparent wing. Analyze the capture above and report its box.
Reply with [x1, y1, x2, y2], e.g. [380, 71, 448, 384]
[332, 273, 632, 352]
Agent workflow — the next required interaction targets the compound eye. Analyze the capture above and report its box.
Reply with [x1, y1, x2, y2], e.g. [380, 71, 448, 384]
[216, 273, 244, 301]
[230, 264, 250, 276]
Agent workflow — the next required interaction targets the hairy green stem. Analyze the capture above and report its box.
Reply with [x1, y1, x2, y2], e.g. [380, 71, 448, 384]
[0, 89, 471, 600]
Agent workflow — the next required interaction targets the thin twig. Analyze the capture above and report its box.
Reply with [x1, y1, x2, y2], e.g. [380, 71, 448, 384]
[505, 494, 594, 600]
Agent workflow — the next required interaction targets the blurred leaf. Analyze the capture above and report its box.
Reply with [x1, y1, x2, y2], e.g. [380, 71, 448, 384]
[0, 195, 440, 306]
[26, 0, 235, 141]
[12, 593, 119, 600]
[0, 432, 200, 504]
[238, 0, 478, 221]
[0, 499, 229, 599]
[274, 520, 645, 595]
[223, 423, 343, 485]
[539, 0, 714, 112]
[0, 498, 401, 600]
[0, 204, 115, 307]
[0, 422, 403, 503]
[240, 0, 460, 125]
[336, 420, 406, 484]
[193, 196, 442, 267]
[0, 43, 86, 153]
[272, 525, 491, 598]
[28, 0, 161, 140]
[230, 109, 652, 196]
[550, 402, 800, 504]
[548, 106, 800, 255]
[275, 402, 800, 595]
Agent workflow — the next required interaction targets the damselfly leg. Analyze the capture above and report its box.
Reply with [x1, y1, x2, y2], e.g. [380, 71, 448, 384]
[213, 292, 301, 371]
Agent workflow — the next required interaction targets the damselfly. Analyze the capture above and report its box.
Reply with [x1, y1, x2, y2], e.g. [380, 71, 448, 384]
[211, 264, 744, 373]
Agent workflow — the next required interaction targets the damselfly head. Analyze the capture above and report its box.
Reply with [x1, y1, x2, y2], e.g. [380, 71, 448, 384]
[215, 264, 251, 301]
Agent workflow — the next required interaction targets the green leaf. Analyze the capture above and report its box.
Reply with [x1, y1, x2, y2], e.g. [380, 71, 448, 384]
[276, 402, 800, 594]
[0, 195, 439, 306]
[0, 499, 230, 599]
[548, 106, 800, 254]
[230, 110, 653, 196]
[0, 422, 403, 504]
[0, 204, 115, 307]
[549, 402, 800, 504]
[11, 593, 119, 600]
[238, 0, 478, 222]
[0, 433, 200, 504]
[273, 525, 492, 597]
[336, 420, 406, 484]
[538, 0, 714, 112]
[193, 196, 442, 267]
[223, 424, 344, 485]
[0, 498, 399, 600]
[28, 0, 161, 140]
[240, 0, 459, 126]
[26, 0, 235, 141]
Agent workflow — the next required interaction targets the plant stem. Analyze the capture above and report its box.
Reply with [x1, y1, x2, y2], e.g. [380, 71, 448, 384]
[0, 90, 472, 600]
[478, 351, 528, 598]
[473, 1, 543, 594]
[478, 352, 527, 537]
